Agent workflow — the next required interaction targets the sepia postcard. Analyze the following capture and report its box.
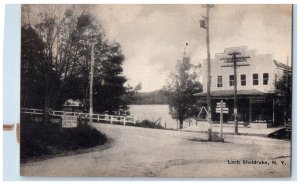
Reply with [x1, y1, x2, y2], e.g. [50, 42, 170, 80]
[20, 4, 292, 177]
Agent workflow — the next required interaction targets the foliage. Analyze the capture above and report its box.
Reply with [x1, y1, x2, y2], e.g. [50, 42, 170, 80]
[130, 90, 168, 105]
[20, 115, 107, 162]
[126, 119, 164, 129]
[92, 42, 128, 114]
[21, 6, 133, 118]
[268, 71, 292, 126]
[163, 56, 203, 129]
[21, 25, 48, 109]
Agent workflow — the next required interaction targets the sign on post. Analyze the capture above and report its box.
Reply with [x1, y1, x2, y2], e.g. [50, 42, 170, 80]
[216, 107, 228, 113]
[216, 100, 227, 141]
[217, 102, 226, 107]
[216, 107, 228, 111]
[62, 115, 78, 128]
[216, 101, 228, 114]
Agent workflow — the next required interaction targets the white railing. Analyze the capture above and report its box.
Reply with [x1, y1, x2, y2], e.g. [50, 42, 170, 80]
[49, 110, 87, 117]
[20, 108, 43, 115]
[21, 108, 136, 125]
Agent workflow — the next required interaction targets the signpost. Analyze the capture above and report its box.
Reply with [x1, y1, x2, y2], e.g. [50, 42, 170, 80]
[216, 100, 228, 141]
[62, 114, 78, 128]
[200, 4, 214, 141]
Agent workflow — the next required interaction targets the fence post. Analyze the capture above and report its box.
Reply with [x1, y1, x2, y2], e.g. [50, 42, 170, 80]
[110, 116, 113, 124]
[133, 117, 136, 124]
[123, 116, 126, 125]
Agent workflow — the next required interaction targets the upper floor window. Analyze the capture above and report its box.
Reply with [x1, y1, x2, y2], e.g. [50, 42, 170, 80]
[263, 73, 269, 85]
[253, 74, 258, 85]
[229, 75, 234, 86]
[217, 76, 223, 87]
[241, 74, 246, 86]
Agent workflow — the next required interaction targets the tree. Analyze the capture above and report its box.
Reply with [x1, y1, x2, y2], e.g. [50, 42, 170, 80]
[92, 42, 127, 114]
[56, 10, 104, 111]
[21, 5, 130, 122]
[121, 83, 143, 111]
[271, 70, 292, 126]
[164, 56, 203, 129]
[29, 6, 89, 123]
[21, 25, 47, 109]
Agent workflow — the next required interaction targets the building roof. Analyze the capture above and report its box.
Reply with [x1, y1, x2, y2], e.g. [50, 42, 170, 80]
[194, 89, 269, 97]
[63, 99, 81, 107]
[273, 60, 291, 71]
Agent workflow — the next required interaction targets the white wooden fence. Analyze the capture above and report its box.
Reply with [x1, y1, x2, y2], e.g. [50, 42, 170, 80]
[20, 108, 43, 115]
[21, 108, 136, 125]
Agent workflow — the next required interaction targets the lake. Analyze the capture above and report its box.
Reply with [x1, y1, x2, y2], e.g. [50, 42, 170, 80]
[129, 104, 195, 129]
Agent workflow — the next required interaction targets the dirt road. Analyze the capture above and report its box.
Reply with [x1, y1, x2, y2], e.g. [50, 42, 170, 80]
[21, 124, 291, 177]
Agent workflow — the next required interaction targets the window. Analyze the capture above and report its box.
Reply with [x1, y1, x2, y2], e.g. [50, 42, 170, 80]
[263, 73, 269, 85]
[253, 74, 258, 85]
[241, 74, 246, 86]
[217, 76, 222, 87]
[229, 75, 234, 86]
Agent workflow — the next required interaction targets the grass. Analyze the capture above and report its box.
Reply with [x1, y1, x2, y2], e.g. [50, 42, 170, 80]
[20, 115, 108, 162]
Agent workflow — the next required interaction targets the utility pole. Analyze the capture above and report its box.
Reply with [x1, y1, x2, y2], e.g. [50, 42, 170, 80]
[89, 43, 95, 126]
[221, 51, 250, 134]
[200, 4, 214, 141]
[232, 52, 239, 134]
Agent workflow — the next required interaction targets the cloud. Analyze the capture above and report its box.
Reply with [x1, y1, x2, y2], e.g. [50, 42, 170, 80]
[91, 4, 292, 92]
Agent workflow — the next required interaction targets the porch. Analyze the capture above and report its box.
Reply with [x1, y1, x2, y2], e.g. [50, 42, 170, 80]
[194, 89, 275, 124]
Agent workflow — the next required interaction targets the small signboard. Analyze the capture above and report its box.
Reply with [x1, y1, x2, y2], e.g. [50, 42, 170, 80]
[216, 101, 228, 114]
[216, 110, 228, 114]
[217, 102, 226, 107]
[216, 107, 229, 111]
[62, 115, 78, 128]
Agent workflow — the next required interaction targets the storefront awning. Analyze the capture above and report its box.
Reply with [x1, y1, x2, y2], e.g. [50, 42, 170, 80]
[194, 89, 272, 99]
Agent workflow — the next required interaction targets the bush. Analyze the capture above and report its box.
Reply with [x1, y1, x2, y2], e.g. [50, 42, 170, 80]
[20, 115, 107, 162]
[268, 128, 291, 140]
[127, 119, 164, 129]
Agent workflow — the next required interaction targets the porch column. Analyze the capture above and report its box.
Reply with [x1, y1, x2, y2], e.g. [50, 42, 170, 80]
[249, 97, 252, 123]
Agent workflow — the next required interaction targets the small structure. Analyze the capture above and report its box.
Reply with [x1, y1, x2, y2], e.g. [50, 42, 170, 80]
[62, 99, 83, 112]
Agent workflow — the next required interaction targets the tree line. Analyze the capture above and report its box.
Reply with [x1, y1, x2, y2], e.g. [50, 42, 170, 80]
[21, 5, 139, 123]
[130, 90, 168, 105]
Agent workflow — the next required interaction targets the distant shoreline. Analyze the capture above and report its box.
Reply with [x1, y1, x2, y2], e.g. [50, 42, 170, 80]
[130, 90, 168, 105]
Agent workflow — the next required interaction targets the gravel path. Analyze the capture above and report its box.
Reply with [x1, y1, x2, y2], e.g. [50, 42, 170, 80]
[21, 123, 291, 177]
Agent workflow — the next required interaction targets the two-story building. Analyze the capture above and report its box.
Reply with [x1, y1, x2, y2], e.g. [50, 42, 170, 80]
[194, 46, 290, 124]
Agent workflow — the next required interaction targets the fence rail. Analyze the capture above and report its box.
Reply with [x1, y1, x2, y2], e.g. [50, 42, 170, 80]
[21, 108, 136, 125]
[20, 108, 43, 115]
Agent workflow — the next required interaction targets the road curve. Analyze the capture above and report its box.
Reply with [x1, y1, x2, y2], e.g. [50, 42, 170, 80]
[21, 123, 291, 177]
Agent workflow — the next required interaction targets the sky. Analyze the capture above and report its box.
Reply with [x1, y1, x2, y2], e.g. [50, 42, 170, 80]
[25, 4, 291, 92]
[88, 4, 292, 92]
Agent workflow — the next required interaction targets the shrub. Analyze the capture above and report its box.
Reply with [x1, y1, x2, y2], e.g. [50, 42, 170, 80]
[133, 119, 164, 129]
[20, 115, 107, 162]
